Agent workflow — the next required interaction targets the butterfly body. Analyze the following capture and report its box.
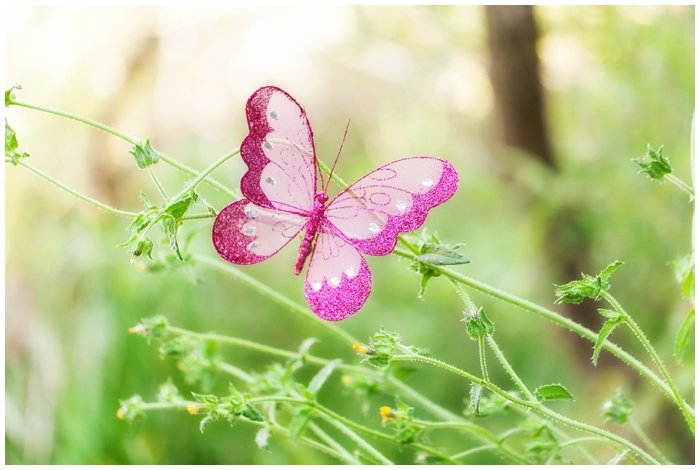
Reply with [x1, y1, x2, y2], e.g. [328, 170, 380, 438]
[294, 191, 329, 275]
[213, 86, 459, 321]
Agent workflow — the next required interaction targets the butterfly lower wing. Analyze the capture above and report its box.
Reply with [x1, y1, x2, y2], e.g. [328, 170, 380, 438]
[304, 226, 371, 321]
[240, 86, 317, 213]
[213, 199, 306, 265]
[325, 157, 458, 255]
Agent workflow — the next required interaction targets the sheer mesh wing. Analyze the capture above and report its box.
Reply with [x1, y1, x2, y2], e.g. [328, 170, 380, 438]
[304, 225, 371, 321]
[213, 199, 306, 265]
[325, 157, 458, 255]
[240, 86, 317, 213]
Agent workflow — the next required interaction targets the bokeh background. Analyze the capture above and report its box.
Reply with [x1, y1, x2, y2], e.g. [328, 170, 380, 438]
[5, 5, 694, 464]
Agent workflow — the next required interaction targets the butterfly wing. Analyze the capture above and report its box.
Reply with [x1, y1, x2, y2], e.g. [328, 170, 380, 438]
[325, 157, 458, 255]
[304, 225, 371, 321]
[213, 199, 306, 265]
[240, 86, 317, 213]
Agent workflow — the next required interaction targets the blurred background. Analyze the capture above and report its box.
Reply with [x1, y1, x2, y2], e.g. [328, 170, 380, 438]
[5, 5, 694, 464]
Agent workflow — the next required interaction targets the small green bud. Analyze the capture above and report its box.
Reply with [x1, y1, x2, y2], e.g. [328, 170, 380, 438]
[633, 144, 672, 181]
[5, 84, 21, 107]
[128, 316, 168, 342]
[464, 307, 494, 339]
[130, 139, 160, 169]
[116, 395, 146, 422]
[602, 390, 634, 424]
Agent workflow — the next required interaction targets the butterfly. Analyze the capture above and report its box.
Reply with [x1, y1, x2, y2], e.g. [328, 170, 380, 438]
[212, 86, 459, 321]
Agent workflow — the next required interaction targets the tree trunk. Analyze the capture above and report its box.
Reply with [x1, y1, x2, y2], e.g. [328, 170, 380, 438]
[485, 6, 555, 168]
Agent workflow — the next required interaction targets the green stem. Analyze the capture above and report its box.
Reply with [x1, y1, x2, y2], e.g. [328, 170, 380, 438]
[415, 421, 530, 464]
[192, 255, 357, 346]
[477, 338, 489, 382]
[169, 148, 240, 204]
[449, 444, 501, 461]
[158, 153, 240, 199]
[11, 100, 239, 198]
[166, 325, 367, 375]
[214, 359, 255, 383]
[308, 422, 361, 465]
[181, 213, 215, 220]
[486, 336, 534, 401]
[16, 160, 137, 218]
[604, 292, 695, 433]
[147, 166, 169, 200]
[12, 100, 134, 142]
[316, 411, 393, 465]
[665, 173, 695, 200]
[629, 418, 673, 465]
[252, 396, 393, 465]
[385, 376, 463, 423]
[392, 352, 660, 464]
[392, 247, 694, 417]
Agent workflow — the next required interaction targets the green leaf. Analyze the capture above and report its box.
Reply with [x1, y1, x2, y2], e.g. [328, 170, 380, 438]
[130, 139, 160, 169]
[535, 384, 574, 402]
[414, 243, 470, 266]
[554, 261, 623, 304]
[5, 119, 30, 165]
[599, 260, 623, 283]
[5, 84, 21, 107]
[593, 315, 623, 365]
[409, 232, 469, 299]
[165, 191, 198, 220]
[119, 235, 154, 260]
[673, 309, 695, 363]
[469, 383, 482, 415]
[288, 408, 314, 447]
[242, 402, 265, 422]
[307, 359, 341, 396]
[633, 144, 672, 180]
[669, 253, 695, 299]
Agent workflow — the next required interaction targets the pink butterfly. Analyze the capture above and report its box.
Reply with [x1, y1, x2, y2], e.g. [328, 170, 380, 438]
[212, 86, 458, 321]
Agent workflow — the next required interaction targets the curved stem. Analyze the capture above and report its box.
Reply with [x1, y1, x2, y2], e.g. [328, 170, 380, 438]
[251, 396, 393, 465]
[629, 417, 673, 465]
[11, 100, 239, 198]
[392, 247, 694, 417]
[147, 166, 169, 200]
[192, 255, 357, 345]
[486, 336, 534, 401]
[392, 352, 660, 464]
[12, 100, 134, 142]
[604, 292, 695, 433]
[665, 173, 695, 200]
[415, 421, 530, 464]
[308, 422, 361, 465]
[16, 160, 137, 218]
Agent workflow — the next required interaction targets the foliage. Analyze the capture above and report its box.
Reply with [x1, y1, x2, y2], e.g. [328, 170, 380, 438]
[5, 5, 694, 465]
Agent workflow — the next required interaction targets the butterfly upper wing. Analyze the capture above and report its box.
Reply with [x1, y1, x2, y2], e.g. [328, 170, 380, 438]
[213, 86, 318, 266]
[304, 225, 371, 321]
[240, 86, 317, 213]
[325, 157, 459, 255]
[213, 199, 306, 265]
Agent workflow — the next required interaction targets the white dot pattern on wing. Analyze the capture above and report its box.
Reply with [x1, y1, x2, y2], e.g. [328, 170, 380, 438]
[306, 228, 364, 291]
[325, 158, 445, 241]
[257, 92, 317, 213]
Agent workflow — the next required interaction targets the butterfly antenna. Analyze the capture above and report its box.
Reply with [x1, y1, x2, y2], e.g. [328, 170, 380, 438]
[324, 118, 351, 192]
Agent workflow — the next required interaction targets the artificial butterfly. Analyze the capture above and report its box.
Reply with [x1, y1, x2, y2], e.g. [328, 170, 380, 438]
[212, 86, 458, 321]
